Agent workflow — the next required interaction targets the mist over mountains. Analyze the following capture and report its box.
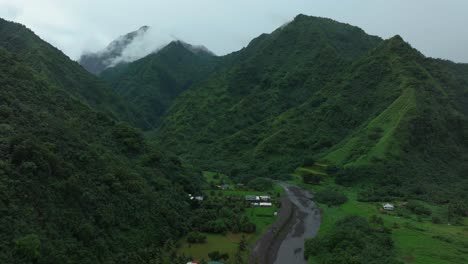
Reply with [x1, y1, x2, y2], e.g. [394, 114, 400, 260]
[1, 13, 467, 264]
[78, 26, 214, 75]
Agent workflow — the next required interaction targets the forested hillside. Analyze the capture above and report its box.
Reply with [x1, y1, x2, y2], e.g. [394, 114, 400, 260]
[0, 18, 145, 125]
[101, 40, 219, 128]
[0, 20, 201, 264]
[154, 15, 468, 204]
[1, 12, 467, 264]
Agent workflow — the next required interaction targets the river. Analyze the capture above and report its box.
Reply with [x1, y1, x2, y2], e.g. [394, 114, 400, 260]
[249, 182, 321, 264]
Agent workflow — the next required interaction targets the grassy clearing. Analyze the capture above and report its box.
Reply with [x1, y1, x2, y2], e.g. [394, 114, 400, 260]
[178, 232, 251, 261]
[288, 163, 468, 264]
[178, 171, 282, 262]
[308, 181, 468, 264]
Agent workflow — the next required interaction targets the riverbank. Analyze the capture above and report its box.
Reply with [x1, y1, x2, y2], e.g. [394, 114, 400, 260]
[249, 183, 321, 264]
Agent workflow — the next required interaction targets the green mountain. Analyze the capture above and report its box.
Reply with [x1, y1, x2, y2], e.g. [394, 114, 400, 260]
[0, 18, 141, 123]
[0, 19, 200, 263]
[101, 40, 219, 128]
[155, 15, 468, 202]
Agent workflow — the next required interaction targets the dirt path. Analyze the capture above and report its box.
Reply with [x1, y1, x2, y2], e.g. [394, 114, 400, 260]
[249, 183, 321, 264]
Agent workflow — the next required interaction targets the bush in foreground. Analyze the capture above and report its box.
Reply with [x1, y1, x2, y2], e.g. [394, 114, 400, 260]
[315, 189, 348, 206]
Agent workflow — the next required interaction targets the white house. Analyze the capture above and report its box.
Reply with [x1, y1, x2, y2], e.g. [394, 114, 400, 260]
[259, 202, 272, 207]
[245, 195, 260, 201]
[259, 195, 271, 201]
[188, 194, 204, 201]
[383, 203, 395, 211]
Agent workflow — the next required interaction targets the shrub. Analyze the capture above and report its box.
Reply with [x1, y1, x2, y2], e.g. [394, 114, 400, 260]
[208, 251, 229, 261]
[431, 216, 442, 224]
[187, 232, 207, 244]
[325, 165, 340, 175]
[247, 177, 272, 191]
[407, 200, 431, 216]
[302, 156, 316, 167]
[302, 173, 323, 185]
[315, 189, 348, 206]
[303, 216, 399, 263]
[15, 234, 40, 261]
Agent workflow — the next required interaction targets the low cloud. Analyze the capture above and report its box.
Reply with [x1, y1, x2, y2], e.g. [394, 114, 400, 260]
[105, 26, 175, 67]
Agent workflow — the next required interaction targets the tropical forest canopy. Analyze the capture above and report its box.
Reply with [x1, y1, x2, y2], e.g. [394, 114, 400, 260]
[1, 13, 467, 264]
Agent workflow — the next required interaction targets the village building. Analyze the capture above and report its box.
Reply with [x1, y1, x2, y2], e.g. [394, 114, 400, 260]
[383, 203, 395, 211]
[259, 195, 271, 201]
[188, 194, 204, 201]
[217, 184, 230, 190]
[245, 195, 260, 201]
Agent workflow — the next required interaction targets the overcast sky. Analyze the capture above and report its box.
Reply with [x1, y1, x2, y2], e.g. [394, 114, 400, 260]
[0, 0, 467, 63]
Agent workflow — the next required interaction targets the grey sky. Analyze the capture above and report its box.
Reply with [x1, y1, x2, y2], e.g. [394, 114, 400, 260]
[0, 0, 467, 63]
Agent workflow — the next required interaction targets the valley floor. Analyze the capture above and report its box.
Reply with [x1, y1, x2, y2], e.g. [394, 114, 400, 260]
[288, 166, 468, 264]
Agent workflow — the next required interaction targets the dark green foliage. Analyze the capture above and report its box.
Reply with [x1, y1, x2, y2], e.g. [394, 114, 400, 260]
[0, 27, 201, 263]
[302, 156, 316, 167]
[406, 201, 432, 216]
[155, 14, 383, 179]
[304, 216, 400, 263]
[14, 234, 41, 261]
[247, 177, 273, 191]
[315, 189, 348, 206]
[101, 41, 219, 128]
[190, 195, 256, 234]
[208, 251, 229, 261]
[431, 216, 442, 224]
[302, 173, 324, 185]
[186, 232, 207, 244]
[325, 165, 340, 175]
[154, 14, 468, 205]
[0, 18, 142, 125]
[112, 122, 145, 153]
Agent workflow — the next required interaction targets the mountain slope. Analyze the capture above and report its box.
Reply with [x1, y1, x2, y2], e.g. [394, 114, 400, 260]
[0, 18, 139, 123]
[155, 14, 383, 170]
[154, 15, 468, 202]
[79, 26, 150, 75]
[101, 40, 219, 128]
[0, 21, 200, 263]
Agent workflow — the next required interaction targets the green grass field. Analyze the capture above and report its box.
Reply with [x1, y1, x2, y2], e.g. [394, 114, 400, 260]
[288, 164, 468, 264]
[307, 180, 468, 263]
[178, 172, 282, 262]
[178, 232, 251, 262]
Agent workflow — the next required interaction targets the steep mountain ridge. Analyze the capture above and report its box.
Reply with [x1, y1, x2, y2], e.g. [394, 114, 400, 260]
[0, 19, 200, 263]
[155, 14, 384, 169]
[101, 40, 219, 128]
[154, 15, 468, 202]
[0, 18, 139, 123]
[79, 26, 150, 74]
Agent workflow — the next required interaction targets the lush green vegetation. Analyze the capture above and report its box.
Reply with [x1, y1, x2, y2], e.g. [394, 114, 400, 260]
[153, 14, 468, 207]
[177, 172, 281, 262]
[0, 20, 202, 264]
[315, 189, 348, 206]
[101, 41, 219, 129]
[0, 18, 143, 125]
[305, 216, 400, 264]
[294, 171, 468, 264]
[2, 12, 468, 264]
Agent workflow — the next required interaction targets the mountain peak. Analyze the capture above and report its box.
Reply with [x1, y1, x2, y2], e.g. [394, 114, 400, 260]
[380, 34, 424, 59]
[78, 26, 152, 74]
[139, 25, 150, 31]
[166, 40, 215, 56]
